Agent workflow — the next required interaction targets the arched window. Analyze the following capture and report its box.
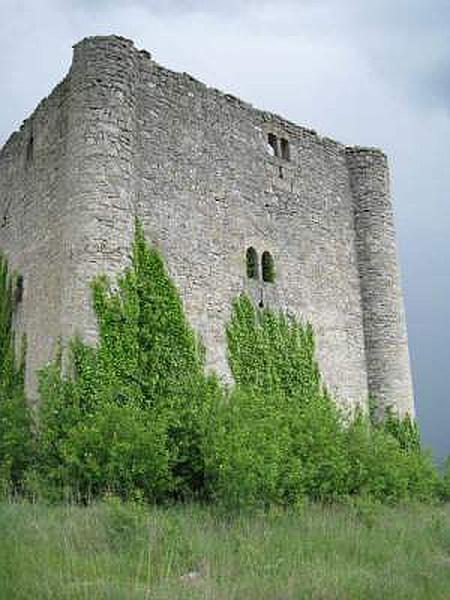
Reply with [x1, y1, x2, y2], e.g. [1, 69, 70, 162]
[262, 251, 275, 283]
[246, 247, 259, 280]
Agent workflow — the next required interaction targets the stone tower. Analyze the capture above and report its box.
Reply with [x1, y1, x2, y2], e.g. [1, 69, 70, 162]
[0, 35, 414, 415]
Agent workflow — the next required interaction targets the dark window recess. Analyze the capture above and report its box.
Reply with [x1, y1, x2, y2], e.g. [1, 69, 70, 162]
[267, 133, 279, 157]
[26, 133, 34, 164]
[278, 166, 284, 179]
[246, 247, 259, 280]
[15, 275, 24, 304]
[280, 138, 290, 161]
[262, 251, 275, 283]
[267, 133, 290, 162]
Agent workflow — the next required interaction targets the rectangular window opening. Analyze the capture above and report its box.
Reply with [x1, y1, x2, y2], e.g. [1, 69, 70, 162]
[280, 138, 290, 161]
[267, 133, 278, 157]
[26, 134, 34, 164]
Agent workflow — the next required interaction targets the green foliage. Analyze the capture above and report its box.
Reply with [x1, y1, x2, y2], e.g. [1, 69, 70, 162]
[32, 226, 441, 507]
[0, 253, 31, 494]
[439, 458, 450, 501]
[206, 294, 440, 507]
[37, 221, 217, 501]
[383, 405, 422, 452]
[226, 295, 321, 399]
[36, 345, 172, 501]
[208, 297, 346, 507]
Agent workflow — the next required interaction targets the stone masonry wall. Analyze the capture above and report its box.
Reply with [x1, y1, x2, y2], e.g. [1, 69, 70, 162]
[0, 76, 71, 401]
[0, 35, 414, 415]
[133, 41, 368, 408]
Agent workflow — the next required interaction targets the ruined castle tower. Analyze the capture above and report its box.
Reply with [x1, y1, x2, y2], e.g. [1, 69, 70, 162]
[0, 36, 414, 415]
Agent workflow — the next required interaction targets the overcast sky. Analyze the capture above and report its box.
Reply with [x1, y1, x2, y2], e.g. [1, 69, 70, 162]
[1, 0, 449, 459]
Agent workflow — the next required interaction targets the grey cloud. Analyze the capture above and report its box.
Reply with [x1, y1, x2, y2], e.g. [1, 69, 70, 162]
[422, 58, 450, 109]
[347, 0, 450, 111]
[70, 0, 273, 16]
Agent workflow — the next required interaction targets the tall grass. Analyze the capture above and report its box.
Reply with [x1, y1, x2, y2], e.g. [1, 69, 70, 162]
[1, 500, 450, 599]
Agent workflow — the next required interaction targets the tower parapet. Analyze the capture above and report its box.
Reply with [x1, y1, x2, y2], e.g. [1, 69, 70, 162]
[346, 146, 414, 416]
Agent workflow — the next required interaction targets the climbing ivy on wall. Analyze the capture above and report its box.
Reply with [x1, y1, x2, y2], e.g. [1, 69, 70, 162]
[226, 294, 321, 400]
[37, 221, 220, 501]
[0, 253, 31, 493]
[203, 296, 348, 506]
[203, 295, 438, 507]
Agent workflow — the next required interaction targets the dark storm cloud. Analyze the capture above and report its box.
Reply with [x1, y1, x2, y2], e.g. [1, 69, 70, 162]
[0, 0, 449, 458]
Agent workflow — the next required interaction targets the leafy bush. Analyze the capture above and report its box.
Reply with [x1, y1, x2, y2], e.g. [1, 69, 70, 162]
[205, 295, 440, 507]
[207, 297, 348, 507]
[36, 221, 217, 501]
[345, 409, 438, 502]
[439, 458, 450, 501]
[0, 254, 32, 494]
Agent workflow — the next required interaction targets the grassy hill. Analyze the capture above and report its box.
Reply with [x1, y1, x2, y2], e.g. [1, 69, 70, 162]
[1, 500, 450, 599]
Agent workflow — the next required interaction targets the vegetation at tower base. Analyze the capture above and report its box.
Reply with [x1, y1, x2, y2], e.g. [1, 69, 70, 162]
[205, 295, 438, 507]
[28, 222, 440, 506]
[36, 220, 220, 501]
[0, 223, 442, 504]
[0, 253, 32, 494]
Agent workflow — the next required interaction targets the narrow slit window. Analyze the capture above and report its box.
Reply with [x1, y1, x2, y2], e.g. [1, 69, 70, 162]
[280, 138, 290, 161]
[262, 251, 275, 283]
[15, 275, 24, 304]
[26, 133, 34, 164]
[267, 133, 278, 157]
[246, 247, 259, 280]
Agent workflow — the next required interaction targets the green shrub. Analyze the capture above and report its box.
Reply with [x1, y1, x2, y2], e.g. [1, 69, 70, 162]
[0, 254, 31, 494]
[204, 387, 292, 508]
[206, 294, 440, 507]
[439, 458, 450, 501]
[36, 221, 216, 501]
[57, 403, 172, 501]
[345, 408, 438, 502]
[207, 297, 349, 507]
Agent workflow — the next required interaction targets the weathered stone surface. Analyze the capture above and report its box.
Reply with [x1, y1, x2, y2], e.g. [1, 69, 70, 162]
[0, 35, 414, 415]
